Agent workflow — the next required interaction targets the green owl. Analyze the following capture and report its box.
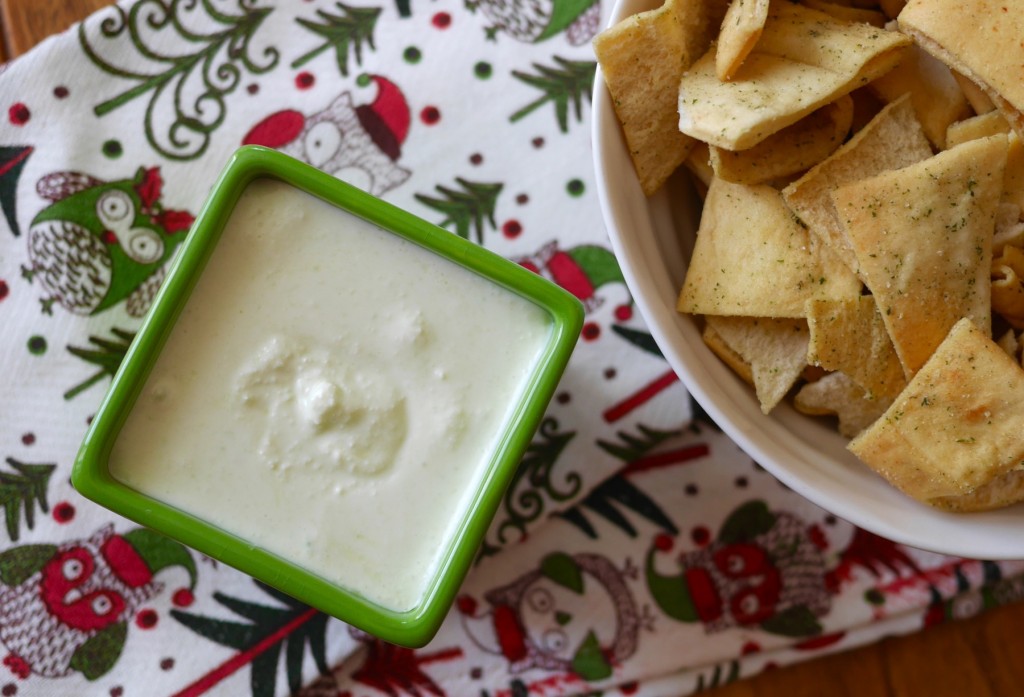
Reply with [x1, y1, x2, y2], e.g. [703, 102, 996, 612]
[24, 167, 194, 316]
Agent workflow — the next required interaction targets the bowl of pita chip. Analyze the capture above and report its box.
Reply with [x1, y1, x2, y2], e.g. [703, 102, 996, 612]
[593, 0, 1024, 557]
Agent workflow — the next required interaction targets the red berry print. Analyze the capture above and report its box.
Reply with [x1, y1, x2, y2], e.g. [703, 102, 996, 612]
[654, 533, 674, 552]
[19, 433, 34, 446]
[456, 594, 477, 615]
[172, 588, 195, 607]
[516, 193, 529, 205]
[0, 280, 8, 301]
[690, 525, 710, 546]
[2, 683, 16, 696]
[555, 391, 571, 405]
[420, 106, 440, 125]
[135, 609, 159, 629]
[581, 322, 601, 341]
[808, 524, 829, 550]
[620, 682, 640, 695]
[7, 104, 29, 126]
[246, 84, 260, 95]
[614, 304, 633, 321]
[160, 658, 175, 671]
[53, 86, 69, 99]
[52, 502, 75, 523]
[469, 153, 483, 165]
[2, 655, 29, 679]
[295, 72, 315, 89]
[502, 219, 522, 239]
[431, 12, 451, 28]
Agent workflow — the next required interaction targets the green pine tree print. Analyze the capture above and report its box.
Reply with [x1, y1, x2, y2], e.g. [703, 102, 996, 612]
[292, 2, 382, 76]
[172, 582, 330, 697]
[64, 327, 136, 400]
[510, 57, 596, 132]
[0, 458, 56, 542]
[415, 178, 503, 244]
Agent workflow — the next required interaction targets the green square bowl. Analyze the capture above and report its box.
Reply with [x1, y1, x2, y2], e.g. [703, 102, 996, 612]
[72, 145, 583, 647]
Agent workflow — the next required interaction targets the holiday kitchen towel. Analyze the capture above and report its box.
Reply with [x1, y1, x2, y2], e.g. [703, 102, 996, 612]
[0, 1, 1022, 696]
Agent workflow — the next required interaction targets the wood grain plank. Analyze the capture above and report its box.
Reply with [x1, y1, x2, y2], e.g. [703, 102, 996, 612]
[0, 0, 110, 58]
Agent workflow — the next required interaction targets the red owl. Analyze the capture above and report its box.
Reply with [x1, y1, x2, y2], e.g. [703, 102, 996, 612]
[0, 525, 195, 680]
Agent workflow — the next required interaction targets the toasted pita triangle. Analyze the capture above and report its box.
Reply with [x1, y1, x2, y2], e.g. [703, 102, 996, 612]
[832, 135, 1007, 377]
[678, 178, 861, 318]
[595, 0, 728, 194]
[705, 315, 808, 413]
[899, 0, 1024, 138]
[806, 296, 907, 400]
[678, 1, 910, 150]
[716, 0, 770, 81]
[782, 94, 933, 276]
[849, 318, 1024, 510]
[794, 371, 890, 438]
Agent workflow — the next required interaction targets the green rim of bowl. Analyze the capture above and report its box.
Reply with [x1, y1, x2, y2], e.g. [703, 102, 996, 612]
[71, 145, 584, 647]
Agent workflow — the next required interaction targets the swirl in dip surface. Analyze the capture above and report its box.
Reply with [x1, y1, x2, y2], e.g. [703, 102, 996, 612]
[109, 178, 552, 612]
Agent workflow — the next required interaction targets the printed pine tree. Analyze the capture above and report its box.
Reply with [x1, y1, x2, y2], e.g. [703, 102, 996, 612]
[0, 458, 56, 542]
[415, 178, 503, 244]
[64, 328, 135, 400]
[172, 581, 329, 697]
[510, 56, 596, 133]
[556, 425, 693, 539]
[80, 1, 278, 160]
[292, 2, 382, 76]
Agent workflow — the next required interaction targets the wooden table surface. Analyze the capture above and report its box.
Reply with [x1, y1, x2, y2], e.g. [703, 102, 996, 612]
[4, 1, 1024, 696]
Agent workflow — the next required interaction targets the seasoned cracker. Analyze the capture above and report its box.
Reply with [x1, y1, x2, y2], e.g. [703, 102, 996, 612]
[782, 94, 932, 275]
[832, 135, 1007, 377]
[677, 1, 910, 150]
[806, 296, 907, 400]
[595, 0, 727, 194]
[899, 0, 1024, 138]
[678, 178, 861, 318]
[709, 96, 853, 185]
[849, 318, 1024, 510]
[705, 315, 808, 414]
[716, 0, 770, 80]
[794, 371, 889, 438]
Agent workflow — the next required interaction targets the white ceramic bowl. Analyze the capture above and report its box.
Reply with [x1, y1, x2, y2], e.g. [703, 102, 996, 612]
[592, 0, 1024, 559]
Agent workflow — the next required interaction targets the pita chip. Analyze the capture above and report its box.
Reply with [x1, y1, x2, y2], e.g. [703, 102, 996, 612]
[832, 135, 1007, 377]
[801, 0, 886, 26]
[678, 178, 861, 318]
[849, 318, 1024, 511]
[899, 0, 1024, 138]
[705, 315, 809, 413]
[992, 244, 1024, 329]
[952, 70, 996, 115]
[868, 36, 971, 149]
[794, 371, 890, 438]
[709, 96, 853, 185]
[678, 1, 910, 150]
[782, 94, 933, 275]
[595, 0, 728, 195]
[716, 0, 770, 80]
[945, 111, 1010, 149]
[806, 296, 907, 400]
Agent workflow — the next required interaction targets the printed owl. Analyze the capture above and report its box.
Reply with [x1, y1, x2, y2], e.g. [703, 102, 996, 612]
[0, 525, 195, 680]
[243, 76, 411, 197]
[458, 552, 639, 679]
[467, 0, 601, 44]
[24, 167, 194, 317]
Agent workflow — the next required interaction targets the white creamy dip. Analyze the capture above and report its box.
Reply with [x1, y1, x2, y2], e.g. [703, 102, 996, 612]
[109, 178, 551, 611]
